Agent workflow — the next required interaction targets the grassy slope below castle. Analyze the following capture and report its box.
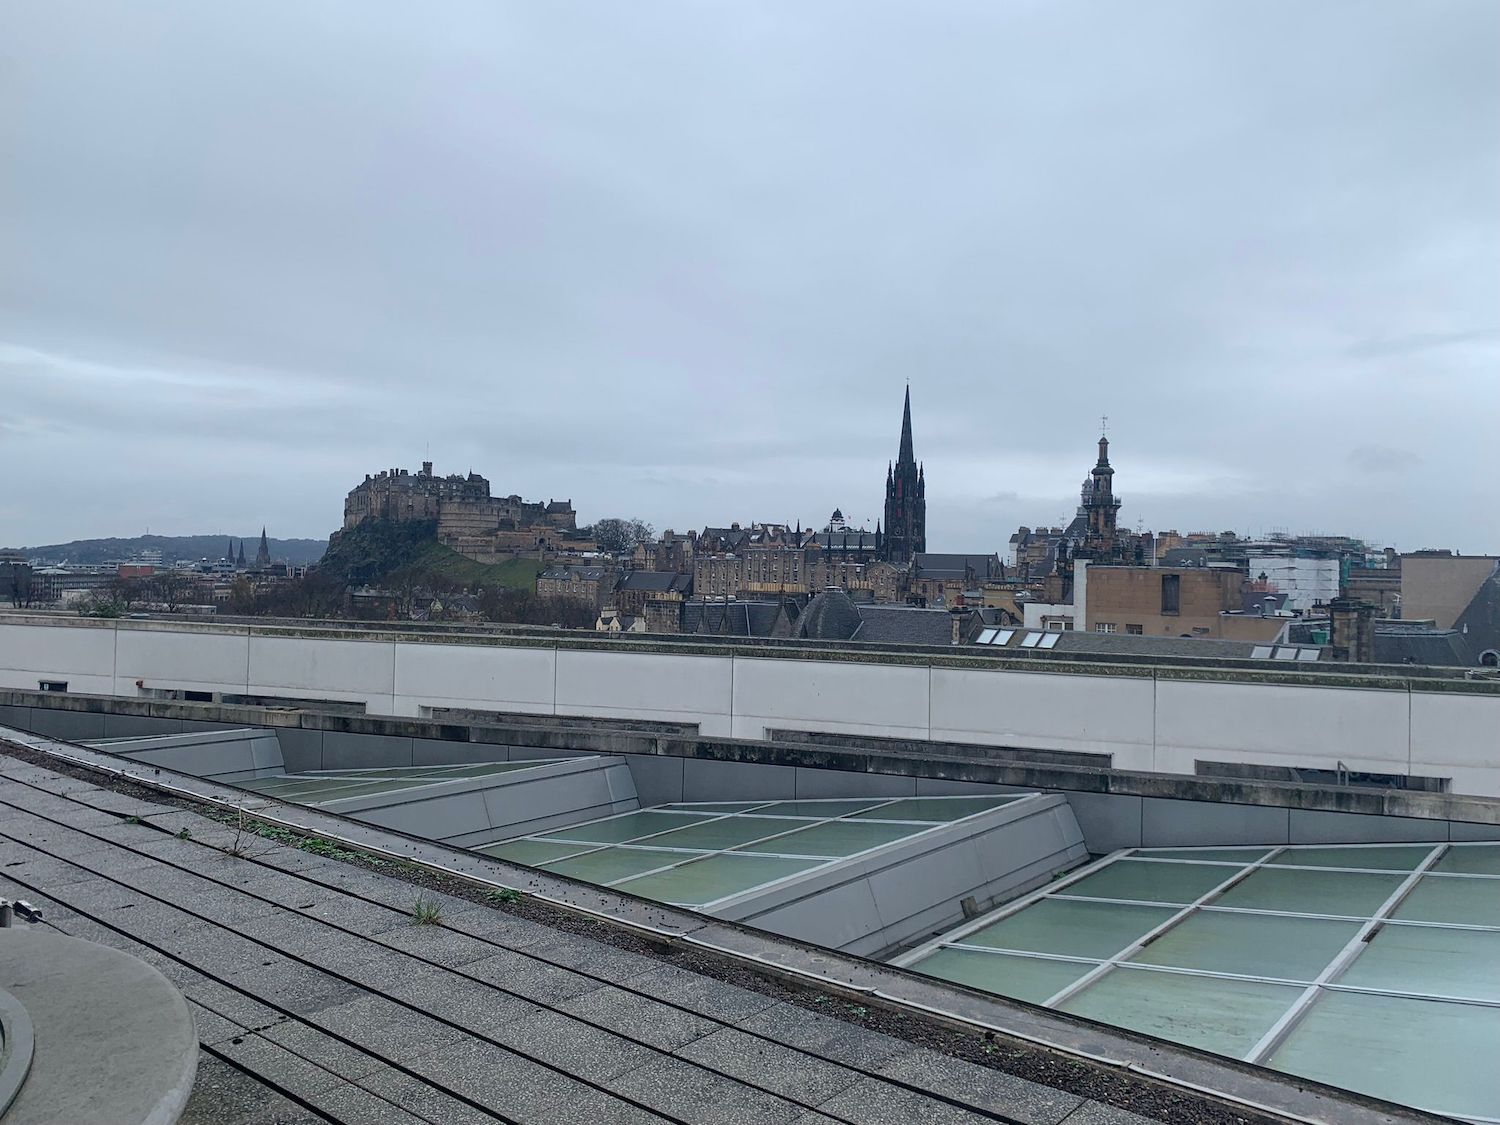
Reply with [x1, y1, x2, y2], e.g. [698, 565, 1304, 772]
[318, 519, 540, 592]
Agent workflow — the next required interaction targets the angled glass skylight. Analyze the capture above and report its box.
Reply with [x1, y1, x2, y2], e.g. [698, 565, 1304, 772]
[478, 795, 1030, 910]
[900, 842, 1500, 1122]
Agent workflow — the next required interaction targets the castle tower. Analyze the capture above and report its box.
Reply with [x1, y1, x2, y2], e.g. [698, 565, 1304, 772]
[880, 386, 926, 566]
[255, 527, 271, 568]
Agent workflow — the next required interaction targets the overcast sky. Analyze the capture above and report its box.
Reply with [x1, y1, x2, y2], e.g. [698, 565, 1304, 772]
[3, 2, 1496, 552]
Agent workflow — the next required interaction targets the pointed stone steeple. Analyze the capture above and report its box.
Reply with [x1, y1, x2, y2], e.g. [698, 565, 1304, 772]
[881, 387, 926, 566]
[898, 384, 914, 465]
[225, 538, 235, 565]
[236, 541, 246, 568]
[255, 527, 271, 568]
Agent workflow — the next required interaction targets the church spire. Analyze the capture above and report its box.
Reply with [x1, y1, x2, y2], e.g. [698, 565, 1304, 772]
[898, 384, 914, 465]
[255, 527, 271, 568]
[881, 386, 926, 566]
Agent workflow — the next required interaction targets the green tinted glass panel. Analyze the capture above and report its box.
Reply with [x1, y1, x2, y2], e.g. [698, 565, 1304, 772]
[1061, 967, 1301, 1058]
[539, 810, 712, 844]
[643, 816, 806, 851]
[1340, 923, 1500, 1002]
[850, 797, 1018, 822]
[1131, 848, 1273, 863]
[478, 839, 595, 867]
[1270, 991, 1500, 1121]
[1391, 874, 1500, 928]
[964, 899, 1175, 960]
[755, 800, 896, 818]
[914, 948, 1094, 1005]
[739, 818, 925, 857]
[303, 780, 442, 804]
[1214, 868, 1404, 917]
[1269, 845, 1437, 872]
[615, 853, 822, 906]
[541, 846, 686, 883]
[660, 802, 774, 813]
[1131, 910, 1360, 981]
[1432, 845, 1500, 876]
[1063, 859, 1243, 905]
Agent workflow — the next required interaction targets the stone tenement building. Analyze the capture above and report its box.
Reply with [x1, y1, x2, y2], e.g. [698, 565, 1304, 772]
[342, 461, 576, 562]
[880, 386, 926, 566]
[691, 523, 902, 603]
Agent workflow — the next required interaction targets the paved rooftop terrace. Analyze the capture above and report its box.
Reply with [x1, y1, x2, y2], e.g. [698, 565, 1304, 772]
[0, 749, 1171, 1125]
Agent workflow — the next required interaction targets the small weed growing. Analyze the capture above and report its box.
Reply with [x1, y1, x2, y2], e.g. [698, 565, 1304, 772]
[123, 815, 143, 825]
[485, 887, 521, 906]
[412, 896, 443, 926]
[175, 826, 192, 840]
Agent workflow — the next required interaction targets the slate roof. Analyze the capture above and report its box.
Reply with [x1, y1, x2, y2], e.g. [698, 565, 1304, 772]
[854, 606, 964, 646]
[617, 570, 692, 594]
[912, 553, 1002, 581]
[1452, 567, 1500, 663]
[796, 590, 972, 646]
[812, 531, 878, 552]
[794, 589, 863, 641]
[681, 600, 790, 637]
[1373, 626, 1475, 666]
[540, 565, 608, 580]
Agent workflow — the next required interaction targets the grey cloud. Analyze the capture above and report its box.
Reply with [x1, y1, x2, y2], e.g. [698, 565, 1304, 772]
[1, 1, 1496, 552]
[1348, 329, 1500, 359]
[1347, 446, 1422, 475]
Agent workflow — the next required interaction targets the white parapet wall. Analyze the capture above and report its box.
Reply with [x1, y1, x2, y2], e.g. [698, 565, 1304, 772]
[2, 615, 1499, 797]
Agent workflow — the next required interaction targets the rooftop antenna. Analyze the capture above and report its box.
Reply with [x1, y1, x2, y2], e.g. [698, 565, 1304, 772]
[1100, 414, 1108, 435]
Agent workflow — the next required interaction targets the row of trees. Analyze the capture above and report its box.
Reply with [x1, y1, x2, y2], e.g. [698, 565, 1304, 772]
[583, 518, 654, 554]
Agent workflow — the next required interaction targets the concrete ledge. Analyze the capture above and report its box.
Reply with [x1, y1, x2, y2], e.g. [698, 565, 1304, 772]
[5, 691, 1500, 827]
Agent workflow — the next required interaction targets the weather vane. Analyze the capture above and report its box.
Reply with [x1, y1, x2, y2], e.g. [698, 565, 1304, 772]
[1100, 414, 1109, 436]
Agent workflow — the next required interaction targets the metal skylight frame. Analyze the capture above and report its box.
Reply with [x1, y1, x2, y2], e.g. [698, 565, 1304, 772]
[897, 841, 1500, 1121]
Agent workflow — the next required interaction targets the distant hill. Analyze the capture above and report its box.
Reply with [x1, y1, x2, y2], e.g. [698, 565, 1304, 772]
[18, 534, 328, 567]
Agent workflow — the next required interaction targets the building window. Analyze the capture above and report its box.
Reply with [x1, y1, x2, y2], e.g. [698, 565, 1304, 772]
[38, 680, 67, 692]
[1096, 622, 1116, 634]
[1126, 624, 1144, 635]
[1161, 574, 1180, 614]
[1046, 621, 1064, 631]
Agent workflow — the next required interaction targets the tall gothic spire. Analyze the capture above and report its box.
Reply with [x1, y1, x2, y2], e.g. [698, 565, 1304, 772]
[881, 386, 926, 566]
[898, 384, 914, 465]
[255, 527, 271, 567]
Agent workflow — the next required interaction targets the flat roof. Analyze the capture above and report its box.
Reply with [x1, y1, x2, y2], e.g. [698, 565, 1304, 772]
[900, 842, 1500, 1122]
[481, 795, 1030, 910]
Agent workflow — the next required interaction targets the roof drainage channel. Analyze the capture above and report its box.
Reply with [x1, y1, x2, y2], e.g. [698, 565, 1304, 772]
[0, 724, 1444, 1125]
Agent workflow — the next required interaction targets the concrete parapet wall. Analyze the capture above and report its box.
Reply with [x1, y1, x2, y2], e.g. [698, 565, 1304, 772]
[2, 614, 1498, 796]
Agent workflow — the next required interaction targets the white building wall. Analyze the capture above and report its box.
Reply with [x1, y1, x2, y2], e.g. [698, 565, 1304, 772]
[930, 667, 1156, 766]
[3, 616, 1499, 796]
